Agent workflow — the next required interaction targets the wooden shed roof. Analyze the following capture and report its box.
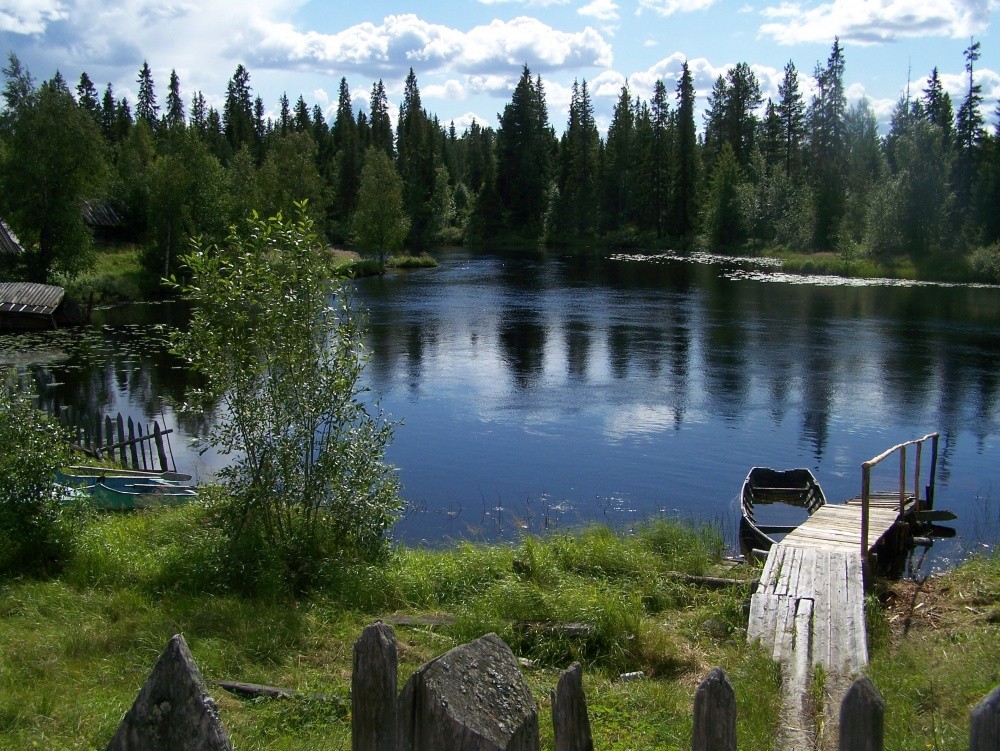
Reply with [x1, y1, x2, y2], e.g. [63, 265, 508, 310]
[82, 201, 125, 228]
[0, 282, 65, 316]
[0, 219, 25, 256]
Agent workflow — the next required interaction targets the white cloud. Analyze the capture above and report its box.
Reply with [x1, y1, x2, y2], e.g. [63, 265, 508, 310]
[425, 78, 468, 100]
[759, 0, 996, 45]
[448, 110, 494, 132]
[0, 0, 68, 34]
[637, 0, 716, 17]
[579, 0, 620, 22]
[248, 14, 614, 74]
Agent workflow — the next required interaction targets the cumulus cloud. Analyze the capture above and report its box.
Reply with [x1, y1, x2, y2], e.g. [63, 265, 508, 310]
[759, 0, 996, 45]
[247, 13, 613, 75]
[0, 0, 68, 34]
[637, 0, 716, 17]
[579, 0, 620, 22]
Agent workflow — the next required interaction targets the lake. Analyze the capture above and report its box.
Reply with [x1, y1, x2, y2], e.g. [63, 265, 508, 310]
[3, 247, 998, 566]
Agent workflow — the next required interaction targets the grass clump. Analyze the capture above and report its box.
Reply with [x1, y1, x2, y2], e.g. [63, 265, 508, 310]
[866, 552, 1000, 750]
[387, 253, 438, 269]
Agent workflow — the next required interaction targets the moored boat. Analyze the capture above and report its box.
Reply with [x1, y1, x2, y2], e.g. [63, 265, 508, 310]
[739, 467, 827, 557]
[58, 466, 196, 510]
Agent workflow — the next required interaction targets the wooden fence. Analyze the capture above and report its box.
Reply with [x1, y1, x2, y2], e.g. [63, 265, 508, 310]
[351, 623, 1000, 751]
[105, 626, 1000, 751]
[54, 405, 176, 473]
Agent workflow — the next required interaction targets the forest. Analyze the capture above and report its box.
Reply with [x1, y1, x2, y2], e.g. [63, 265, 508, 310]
[1, 38, 1000, 286]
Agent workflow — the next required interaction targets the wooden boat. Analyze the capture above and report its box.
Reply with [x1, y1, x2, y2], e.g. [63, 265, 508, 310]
[739, 467, 827, 557]
[57, 467, 196, 511]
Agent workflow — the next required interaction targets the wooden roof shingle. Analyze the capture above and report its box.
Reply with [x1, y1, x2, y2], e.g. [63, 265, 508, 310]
[0, 219, 25, 256]
[0, 282, 65, 316]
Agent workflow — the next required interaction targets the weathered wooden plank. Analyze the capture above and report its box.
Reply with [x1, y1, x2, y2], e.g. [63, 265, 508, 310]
[352, 622, 398, 751]
[838, 676, 883, 751]
[116, 413, 127, 464]
[846, 552, 868, 671]
[811, 551, 833, 670]
[970, 684, 1000, 751]
[154, 422, 168, 471]
[127, 417, 140, 469]
[552, 662, 593, 751]
[692, 668, 736, 751]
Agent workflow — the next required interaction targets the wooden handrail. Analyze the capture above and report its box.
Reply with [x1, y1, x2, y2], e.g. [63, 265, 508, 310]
[860, 432, 940, 566]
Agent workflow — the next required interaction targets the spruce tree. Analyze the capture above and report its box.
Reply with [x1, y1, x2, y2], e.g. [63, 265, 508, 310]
[670, 61, 699, 239]
[135, 61, 158, 129]
[494, 65, 554, 239]
[164, 69, 185, 130]
[369, 80, 394, 156]
[75, 72, 101, 125]
[776, 61, 806, 179]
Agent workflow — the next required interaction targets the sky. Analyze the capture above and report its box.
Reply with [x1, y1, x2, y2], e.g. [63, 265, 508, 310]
[1, 0, 998, 137]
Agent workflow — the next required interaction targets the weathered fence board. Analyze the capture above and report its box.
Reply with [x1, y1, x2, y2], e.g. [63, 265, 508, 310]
[971, 685, 1000, 751]
[552, 662, 593, 751]
[838, 676, 883, 751]
[692, 667, 737, 751]
[52, 406, 176, 473]
[352, 622, 398, 751]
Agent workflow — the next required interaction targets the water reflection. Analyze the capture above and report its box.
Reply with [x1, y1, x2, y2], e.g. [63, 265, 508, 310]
[1, 249, 998, 561]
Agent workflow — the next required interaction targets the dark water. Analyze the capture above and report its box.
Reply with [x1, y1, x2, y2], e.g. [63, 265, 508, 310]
[3, 247, 999, 565]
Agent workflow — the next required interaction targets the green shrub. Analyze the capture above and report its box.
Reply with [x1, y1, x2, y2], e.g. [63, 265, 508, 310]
[970, 241, 1000, 283]
[0, 374, 76, 576]
[172, 207, 401, 596]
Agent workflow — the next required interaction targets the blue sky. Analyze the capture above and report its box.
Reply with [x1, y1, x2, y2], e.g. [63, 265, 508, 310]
[1, 0, 998, 136]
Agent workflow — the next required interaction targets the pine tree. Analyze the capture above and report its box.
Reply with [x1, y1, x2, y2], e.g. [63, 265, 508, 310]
[397, 68, 438, 246]
[670, 61, 699, 239]
[223, 64, 254, 158]
[551, 79, 600, 239]
[100, 83, 116, 140]
[135, 61, 158, 129]
[649, 79, 672, 238]
[954, 39, 985, 208]
[722, 63, 763, 167]
[164, 69, 184, 130]
[190, 91, 206, 134]
[279, 93, 291, 134]
[76, 72, 101, 125]
[808, 38, 848, 251]
[922, 67, 953, 140]
[369, 80, 394, 156]
[603, 83, 637, 233]
[776, 61, 806, 178]
[333, 77, 362, 216]
[491, 66, 555, 239]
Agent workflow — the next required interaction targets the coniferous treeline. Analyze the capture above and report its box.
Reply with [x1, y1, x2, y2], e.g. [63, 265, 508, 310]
[2, 38, 999, 285]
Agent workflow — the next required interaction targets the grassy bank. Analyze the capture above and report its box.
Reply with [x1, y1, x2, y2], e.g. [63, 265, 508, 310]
[0, 504, 996, 750]
[0, 506, 776, 749]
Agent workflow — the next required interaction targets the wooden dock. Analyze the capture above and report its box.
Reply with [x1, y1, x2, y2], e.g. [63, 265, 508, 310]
[747, 433, 940, 750]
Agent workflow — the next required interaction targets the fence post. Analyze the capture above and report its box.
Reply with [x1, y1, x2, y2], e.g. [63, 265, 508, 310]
[970, 684, 1000, 751]
[352, 622, 398, 751]
[692, 667, 736, 751]
[839, 676, 883, 751]
[552, 662, 593, 751]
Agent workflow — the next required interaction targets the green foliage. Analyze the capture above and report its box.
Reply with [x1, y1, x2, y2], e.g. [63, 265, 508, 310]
[172, 206, 401, 594]
[970, 241, 1000, 282]
[0, 80, 108, 282]
[0, 374, 76, 576]
[352, 147, 410, 258]
[702, 143, 747, 251]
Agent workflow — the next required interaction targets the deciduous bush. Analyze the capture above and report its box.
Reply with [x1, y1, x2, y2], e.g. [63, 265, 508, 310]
[172, 205, 401, 594]
[0, 373, 75, 576]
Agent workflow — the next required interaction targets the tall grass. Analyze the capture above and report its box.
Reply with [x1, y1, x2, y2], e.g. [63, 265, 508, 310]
[0, 506, 767, 749]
